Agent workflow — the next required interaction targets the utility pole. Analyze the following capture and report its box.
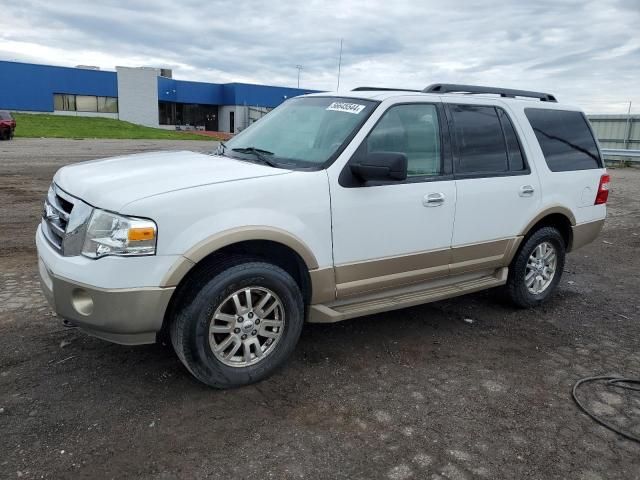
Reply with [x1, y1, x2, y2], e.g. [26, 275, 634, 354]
[295, 65, 303, 88]
[624, 101, 632, 150]
[336, 39, 343, 91]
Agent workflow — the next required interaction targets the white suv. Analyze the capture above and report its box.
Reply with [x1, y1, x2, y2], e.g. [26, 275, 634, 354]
[37, 84, 608, 388]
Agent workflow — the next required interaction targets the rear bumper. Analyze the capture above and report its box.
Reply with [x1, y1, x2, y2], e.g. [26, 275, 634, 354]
[571, 219, 605, 251]
[36, 226, 175, 345]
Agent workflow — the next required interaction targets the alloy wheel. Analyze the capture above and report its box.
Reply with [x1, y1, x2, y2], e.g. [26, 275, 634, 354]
[525, 241, 557, 295]
[208, 286, 285, 367]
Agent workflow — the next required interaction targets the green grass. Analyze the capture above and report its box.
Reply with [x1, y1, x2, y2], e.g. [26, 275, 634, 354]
[13, 113, 218, 141]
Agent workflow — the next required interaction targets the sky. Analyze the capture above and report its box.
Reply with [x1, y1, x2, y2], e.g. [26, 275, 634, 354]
[1, 0, 638, 113]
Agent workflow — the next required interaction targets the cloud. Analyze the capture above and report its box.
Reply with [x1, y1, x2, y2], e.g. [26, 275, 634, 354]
[1, 0, 639, 112]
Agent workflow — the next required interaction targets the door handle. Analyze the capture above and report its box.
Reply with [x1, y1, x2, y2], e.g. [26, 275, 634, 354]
[423, 192, 445, 207]
[519, 185, 535, 197]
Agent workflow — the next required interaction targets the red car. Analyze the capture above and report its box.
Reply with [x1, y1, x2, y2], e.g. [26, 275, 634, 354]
[0, 111, 16, 140]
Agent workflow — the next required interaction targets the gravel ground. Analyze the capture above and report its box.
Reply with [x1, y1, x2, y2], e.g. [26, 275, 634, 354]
[1, 138, 639, 480]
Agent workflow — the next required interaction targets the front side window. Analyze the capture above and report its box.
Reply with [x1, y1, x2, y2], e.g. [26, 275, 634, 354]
[363, 103, 441, 177]
[525, 108, 602, 172]
[223, 96, 377, 168]
[449, 105, 508, 174]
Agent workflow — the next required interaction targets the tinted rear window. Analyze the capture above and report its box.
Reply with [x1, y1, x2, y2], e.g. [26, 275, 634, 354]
[449, 105, 508, 173]
[525, 108, 601, 172]
[0, 111, 12, 120]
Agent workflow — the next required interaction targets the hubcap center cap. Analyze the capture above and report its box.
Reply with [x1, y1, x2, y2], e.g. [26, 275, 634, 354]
[242, 320, 254, 331]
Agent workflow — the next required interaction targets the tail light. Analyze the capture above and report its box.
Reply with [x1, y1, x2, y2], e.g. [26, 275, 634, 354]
[595, 173, 610, 205]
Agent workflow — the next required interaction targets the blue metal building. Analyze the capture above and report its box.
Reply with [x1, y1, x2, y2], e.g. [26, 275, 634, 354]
[0, 60, 317, 132]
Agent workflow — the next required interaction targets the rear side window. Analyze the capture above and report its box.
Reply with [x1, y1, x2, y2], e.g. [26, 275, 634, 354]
[525, 108, 602, 172]
[498, 109, 526, 171]
[449, 105, 508, 174]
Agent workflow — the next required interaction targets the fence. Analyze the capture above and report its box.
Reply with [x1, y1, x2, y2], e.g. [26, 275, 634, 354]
[587, 115, 640, 164]
[600, 148, 640, 164]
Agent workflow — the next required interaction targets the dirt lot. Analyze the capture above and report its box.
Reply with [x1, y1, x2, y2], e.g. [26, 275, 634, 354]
[1, 138, 639, 480]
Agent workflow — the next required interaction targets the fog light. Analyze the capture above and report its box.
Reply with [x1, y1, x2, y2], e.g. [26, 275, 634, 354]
[71, 289, 94, 316]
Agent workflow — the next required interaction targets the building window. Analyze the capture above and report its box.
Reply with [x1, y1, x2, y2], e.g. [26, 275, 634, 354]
[54, 94, 76, 111]
[158, 101, 218, 130]
[98, 96, 118, 113]
[53, 94, 118, 113]
[76, 95, 98, 112]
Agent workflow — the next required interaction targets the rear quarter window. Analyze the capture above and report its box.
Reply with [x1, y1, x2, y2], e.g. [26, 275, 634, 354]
[525, 108, 602, 172]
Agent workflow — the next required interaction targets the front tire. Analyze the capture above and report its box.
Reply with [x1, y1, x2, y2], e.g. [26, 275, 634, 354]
[506, 227, 566, 308]
[170, 258, 304, 388]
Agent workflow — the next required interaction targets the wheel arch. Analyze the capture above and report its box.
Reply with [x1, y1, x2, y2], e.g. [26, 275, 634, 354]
[159, 227, 334, 337]
[520, 207, 575, 251]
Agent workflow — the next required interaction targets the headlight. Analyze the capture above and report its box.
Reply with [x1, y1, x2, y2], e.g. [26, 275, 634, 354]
[82, 209, 157, 259]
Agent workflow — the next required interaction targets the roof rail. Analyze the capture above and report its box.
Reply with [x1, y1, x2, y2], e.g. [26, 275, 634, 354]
[423, 83, 557, 102]
[352, 86, 421, 92]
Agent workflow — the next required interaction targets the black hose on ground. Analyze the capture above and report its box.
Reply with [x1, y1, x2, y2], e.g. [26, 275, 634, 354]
[572, 376, 640, 443]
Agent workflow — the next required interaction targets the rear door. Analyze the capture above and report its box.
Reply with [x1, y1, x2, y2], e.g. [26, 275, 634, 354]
[446, 102, 540, 275]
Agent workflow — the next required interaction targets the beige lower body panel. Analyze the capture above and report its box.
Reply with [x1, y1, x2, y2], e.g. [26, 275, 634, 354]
[571, 219, 605, 251]
[38, 263, 173, 345]
[449, 237, 522, 276]
[330, 237, 521, 300]
[308, 267, 508, 323]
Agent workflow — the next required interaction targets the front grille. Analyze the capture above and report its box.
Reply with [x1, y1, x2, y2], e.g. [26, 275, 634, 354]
[42, 185, 75, 252]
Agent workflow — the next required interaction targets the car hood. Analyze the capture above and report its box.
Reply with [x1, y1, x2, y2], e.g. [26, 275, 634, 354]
[54, 150, 291, 211]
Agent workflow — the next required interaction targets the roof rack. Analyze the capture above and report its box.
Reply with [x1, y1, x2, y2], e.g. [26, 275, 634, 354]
[423, 83, 557, 102]
[352, 86, 421, 92]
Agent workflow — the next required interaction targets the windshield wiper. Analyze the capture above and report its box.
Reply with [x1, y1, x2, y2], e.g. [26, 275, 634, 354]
[231, 147, 280, 167]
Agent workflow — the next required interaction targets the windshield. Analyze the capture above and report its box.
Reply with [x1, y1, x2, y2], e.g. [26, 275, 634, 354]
[222, 97, 378, 168]
[0, 111, 12, 120]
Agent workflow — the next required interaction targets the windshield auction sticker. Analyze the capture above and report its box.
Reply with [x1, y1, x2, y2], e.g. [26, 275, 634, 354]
[326, 102, 366, 114]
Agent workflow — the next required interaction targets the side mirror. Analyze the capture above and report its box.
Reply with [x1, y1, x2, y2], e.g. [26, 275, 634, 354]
[350, 152, 408, 182]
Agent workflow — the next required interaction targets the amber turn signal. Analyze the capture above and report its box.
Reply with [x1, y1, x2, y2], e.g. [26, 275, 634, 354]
[128, 227, 156, 241]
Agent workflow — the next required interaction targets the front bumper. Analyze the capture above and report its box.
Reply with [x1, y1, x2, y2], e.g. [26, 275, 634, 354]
[36, 226, 175, 345]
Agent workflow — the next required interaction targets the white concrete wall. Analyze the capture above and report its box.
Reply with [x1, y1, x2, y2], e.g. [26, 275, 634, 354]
[218, 105, 233, 133]
[218, 105, 250, 133]
[116, 66, 159, 127]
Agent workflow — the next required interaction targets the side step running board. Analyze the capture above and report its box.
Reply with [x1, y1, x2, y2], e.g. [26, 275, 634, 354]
[308, 268, 508, 323]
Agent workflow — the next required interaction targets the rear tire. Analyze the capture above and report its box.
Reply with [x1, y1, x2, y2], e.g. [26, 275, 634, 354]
[169, 257, 304, 388]
[506, 227, 566, 308]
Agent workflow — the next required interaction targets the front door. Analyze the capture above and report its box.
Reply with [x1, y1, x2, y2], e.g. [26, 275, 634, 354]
[329, 102, 456, 299]
[205, 110, 218, 131]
